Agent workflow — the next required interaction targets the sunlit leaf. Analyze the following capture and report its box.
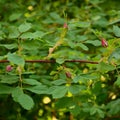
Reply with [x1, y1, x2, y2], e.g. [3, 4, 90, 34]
[113, 26, 120, 37]
[18, 22, 32, 33]
[7, 53, 25, 66]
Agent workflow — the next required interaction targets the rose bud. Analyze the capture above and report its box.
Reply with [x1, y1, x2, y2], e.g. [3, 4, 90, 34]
[65, 71, 71, 78]
[6, 65, 13, 72]
[63, 23, 68, 29]
[101, 38, 108, 47]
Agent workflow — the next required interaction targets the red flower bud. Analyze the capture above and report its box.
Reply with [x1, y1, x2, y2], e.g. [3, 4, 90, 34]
[65, 71, 71, 78]
[6, 65, 13, 72]
[101, 38, 108, 47]
[63, 23, 68, 29]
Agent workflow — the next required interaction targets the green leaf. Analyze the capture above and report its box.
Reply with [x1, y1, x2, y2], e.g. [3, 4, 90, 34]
[0, 31, 5, 39]
[25, 85, 48, 94]
[12, 87, 23, 101]
[50, 86, 68, 98]
[0, 84, 14, 94]
[0, 56, 4, 60]
[56, 58, 65, 64]
[113, 25, 120, 37]
[21, 40, 40, 50]
[18, 22, 32, 33]
[90, 107, 97, 115]
[77, 43, 89, 51]
[8, 26, 20, 38]
[9, 13, 22, 21]
[55, 97, 75, 109]
[85, 40, 101, 46]
[0, 43, 18, 49]
[12, 87, 34, 110]
[109, 48, 120, 61]
[23, 79, 42, 86]
[97, 109, 105, 118]
[20, 32, 34, 39]
[76, 21, 91, 28]
[97, 62, 115, 73]
[73, 74, 97, 83]
[7, 53, 25, 66]
[33, 31, 46, 38]
[69, 85, 86, 94]
[52, 79, 66, 85]
[20, 31, 46, 39]
[0, 75, 18, 84]
[107, 99, 120, 115]
[114, 76, 120, 86]
[94, 18, 108, 28]
[70, 105, 81, 116]
[18, 93, 34, 110]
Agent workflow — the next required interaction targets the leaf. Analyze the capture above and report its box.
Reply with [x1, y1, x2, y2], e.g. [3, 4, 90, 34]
[0, 75, 18, 84]
[7, 53, 25, 66]
[18, 93, 34, 110]
[107, 99, 120, 115]
[23, 79, 42, 86]
[20, 32, 34, 39]
[69, 85, 86, 94]
[94, 18, 108, 28]
[50, 86, 68, 98]
[85, 40, 101, 46]
[12, 87, 23, 101]
[76, 21, 91, 28]
[9, 13, 22, 21]
[90, 107, 97, 115]
[97, 109, 105, 118]
[114, 76, 120, 86]
[12, 87, 34, 110]
[0, 43, 18, 49]
[25, 85, 48, 94]
[0, 56, 4, 60]
[52, 79, 66, 85]
[21, 40, 40, 50]
[97, 62, 115, 73]
[108, 48, 120, 61]
[0, 84, 14, 94]
[73, 74, 97, 83]
[18, 22, 32, 33]
[0, 31, 5, 39]
[70, 105, 81, 116]
[77, 43, 89, 51]
[33, 31, 46, 38]
[56, 58, 65, 64]
[55, 97, 75, 109]
[8, 26, 20, 38]
[113, 25, 120, 37]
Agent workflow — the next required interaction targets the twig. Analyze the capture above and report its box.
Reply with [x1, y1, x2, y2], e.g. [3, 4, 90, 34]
[0, 60, 99, 64]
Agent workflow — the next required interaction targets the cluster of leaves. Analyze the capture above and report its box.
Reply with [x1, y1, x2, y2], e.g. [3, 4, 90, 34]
[0, 0, 120, 120]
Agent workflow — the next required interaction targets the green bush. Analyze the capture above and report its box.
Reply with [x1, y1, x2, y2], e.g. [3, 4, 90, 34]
[0, 0, 120, 119]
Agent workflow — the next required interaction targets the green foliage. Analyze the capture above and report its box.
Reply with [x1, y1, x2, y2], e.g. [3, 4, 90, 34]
[7, 53, 25, 66]
[12, 87, 34, 110]
[0, 0, 120, 119]
[113, 26, 120, 37]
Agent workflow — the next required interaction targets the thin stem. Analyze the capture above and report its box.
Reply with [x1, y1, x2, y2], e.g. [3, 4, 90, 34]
[19, 73, 23, 88]
[0, 59, 99, 64]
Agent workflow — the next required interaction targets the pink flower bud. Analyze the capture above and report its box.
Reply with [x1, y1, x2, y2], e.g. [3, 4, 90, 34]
[101, 38, 108, 47]
[6, 65, 13, 72]
[65, 71, 71, 78]
[63, 23, 68, 29]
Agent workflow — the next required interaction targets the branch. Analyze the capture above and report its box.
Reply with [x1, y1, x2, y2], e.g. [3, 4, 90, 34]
[0, 60, 99, 64]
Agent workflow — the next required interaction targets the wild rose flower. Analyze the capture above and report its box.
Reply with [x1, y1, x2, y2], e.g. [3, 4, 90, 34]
[101, 38, 108, 47]
[63, 23, 68, 29]
[6, 65, 13, 72]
